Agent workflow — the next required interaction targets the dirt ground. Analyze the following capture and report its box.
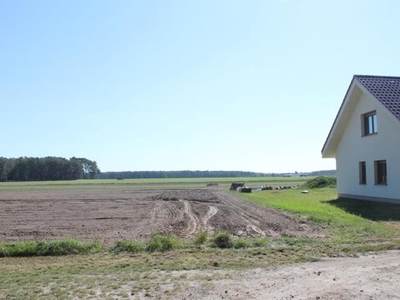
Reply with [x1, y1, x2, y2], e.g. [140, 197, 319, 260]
[0, 188, 322, 244]
[2, 188, 400, 299]
[168, 250, 400, 300]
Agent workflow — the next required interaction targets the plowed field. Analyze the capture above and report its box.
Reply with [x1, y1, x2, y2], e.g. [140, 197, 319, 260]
[0, 188, 323, 244]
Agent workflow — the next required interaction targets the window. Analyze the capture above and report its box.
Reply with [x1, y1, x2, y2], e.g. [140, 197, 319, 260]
[374, 160, 387, 185]
[359, 161, 366, 184]
[362, 111, 377, 136]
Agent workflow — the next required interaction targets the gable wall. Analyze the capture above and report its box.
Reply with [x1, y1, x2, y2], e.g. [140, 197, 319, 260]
[336, 92, 400, 201]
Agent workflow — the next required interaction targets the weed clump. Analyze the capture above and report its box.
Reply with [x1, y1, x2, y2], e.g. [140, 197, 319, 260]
[113, 240, 145, 253]
[0, 238, 102, 257]
[146, 234, 181, 252]
[193, 231, 208, 247]
[250, 237, 269, 247]
[212, 232, 234, 249]
[302, 176, 336, 189]
[233, 239, 249, 249]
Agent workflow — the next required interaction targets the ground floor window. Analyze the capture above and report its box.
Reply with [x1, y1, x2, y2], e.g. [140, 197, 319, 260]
[374, 160, 387, 185]
[359, 161, 366, 184]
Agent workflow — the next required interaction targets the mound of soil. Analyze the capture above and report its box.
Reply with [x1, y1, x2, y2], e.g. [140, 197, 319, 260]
[0, 188, 324, 244]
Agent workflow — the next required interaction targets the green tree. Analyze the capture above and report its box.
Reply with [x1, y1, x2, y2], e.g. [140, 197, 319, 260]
[70, 157, 100, 179]
[0, 157, 10, 182]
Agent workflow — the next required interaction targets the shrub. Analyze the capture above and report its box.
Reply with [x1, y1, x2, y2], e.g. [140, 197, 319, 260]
[1, 241, 38, 257]
[113, 240, 145, 253]
[302, 176, 336, 189]
[0, 239, 102, 257]
[36, 239, 102, 256]
[233, 238, 249, 249]
[193, 231, 208, 247]
[249, 237, 269, 247]
[146, 234, 181, 252]
[212, 232, 234, 249]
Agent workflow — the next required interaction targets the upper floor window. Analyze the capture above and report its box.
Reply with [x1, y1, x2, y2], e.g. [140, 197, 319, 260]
[362, 111, 377, 136]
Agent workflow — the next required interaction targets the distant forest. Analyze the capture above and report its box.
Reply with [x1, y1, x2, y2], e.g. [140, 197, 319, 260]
[0, 157, 100, 182]
[98, 170, 268, 179]
[98, 169, 336, 179]
[0, 156, 335, 182]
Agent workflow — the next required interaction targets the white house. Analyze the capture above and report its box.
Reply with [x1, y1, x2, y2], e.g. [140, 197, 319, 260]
[322, 75, 400, 203]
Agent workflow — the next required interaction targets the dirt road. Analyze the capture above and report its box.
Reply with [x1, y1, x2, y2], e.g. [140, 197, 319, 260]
[172, 250, 400, 299]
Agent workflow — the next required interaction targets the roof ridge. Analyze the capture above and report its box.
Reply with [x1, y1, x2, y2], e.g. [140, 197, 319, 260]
[354, 74, 400, 79]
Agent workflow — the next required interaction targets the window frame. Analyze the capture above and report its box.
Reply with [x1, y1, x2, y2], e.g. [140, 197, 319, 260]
[359, 161, 366, 185]
[374, 160, 387, 185]
[362, 111, 377, 136]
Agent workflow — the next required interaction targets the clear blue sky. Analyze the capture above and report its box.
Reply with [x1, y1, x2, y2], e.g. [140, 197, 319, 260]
[1, 0, 399, 173]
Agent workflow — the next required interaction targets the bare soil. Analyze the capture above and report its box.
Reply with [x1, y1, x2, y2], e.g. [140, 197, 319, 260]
[0, 188, 322, 244]
[170, 251, 400, 300]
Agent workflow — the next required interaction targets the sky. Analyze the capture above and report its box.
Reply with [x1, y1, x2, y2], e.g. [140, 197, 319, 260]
[1, 0, 400, 173]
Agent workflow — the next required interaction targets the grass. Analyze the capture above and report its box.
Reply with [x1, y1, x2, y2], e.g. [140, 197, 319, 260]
[192, 231, 208, 248]
[0, 239, 102, 257]
[0, 176, 313, 190]
[211, 232, 234, 249]
[145, 234, 183, 252]
[2, 240, 399, 299]
[240, 188, 400, 244]
[112, 240, 145, 253]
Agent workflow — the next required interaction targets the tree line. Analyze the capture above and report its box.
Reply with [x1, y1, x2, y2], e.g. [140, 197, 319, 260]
[0, 157, 100, 182]
[98, 170, 269, 179]
[98, 170, 336, 179]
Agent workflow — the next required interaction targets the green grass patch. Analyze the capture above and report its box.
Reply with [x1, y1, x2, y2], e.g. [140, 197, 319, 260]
[240, 188, 400, 244]
[211, 232, 234, 249]
[112, 240, 145, 253]
[192, 231, 208, 248]
[0, 239, 102, 257]
[145, 234, 183, 252]
[233, 238, 250, 249]
[112, 234, 184, 253]
[0, 176, 314, 190]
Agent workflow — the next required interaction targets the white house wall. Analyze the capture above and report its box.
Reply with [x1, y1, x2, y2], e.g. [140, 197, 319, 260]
[336, 92, 400, 202]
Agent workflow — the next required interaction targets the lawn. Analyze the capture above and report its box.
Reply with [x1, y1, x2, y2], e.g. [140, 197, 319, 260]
[240, 188, 400, 247]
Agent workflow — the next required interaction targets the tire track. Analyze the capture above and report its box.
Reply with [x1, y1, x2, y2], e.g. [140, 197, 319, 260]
[215, 191, 267, 236]
[166, 201, 186, 235]
[152, 200, 183, 235]
[201, 206, 218, 230]
[150, 201, 162, 233]
[179, 200, 200, 238]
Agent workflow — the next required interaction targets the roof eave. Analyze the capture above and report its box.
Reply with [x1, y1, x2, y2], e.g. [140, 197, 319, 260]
[321, 76, 359, 158]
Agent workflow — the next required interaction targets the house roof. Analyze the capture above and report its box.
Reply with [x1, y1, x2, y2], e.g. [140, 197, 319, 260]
[321, 75, 400, 158]
[355, 75, 400, 121]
